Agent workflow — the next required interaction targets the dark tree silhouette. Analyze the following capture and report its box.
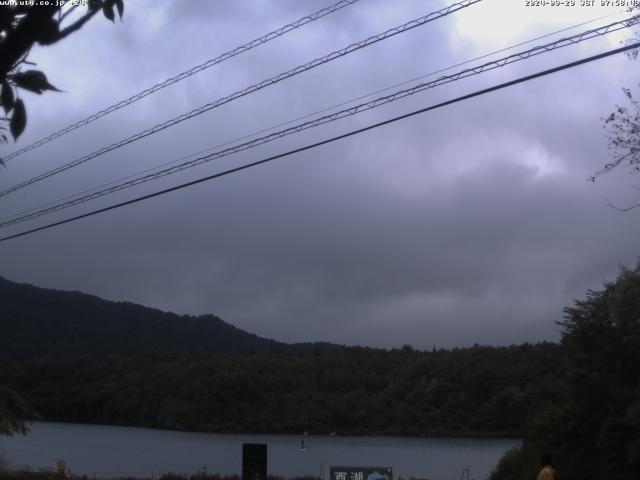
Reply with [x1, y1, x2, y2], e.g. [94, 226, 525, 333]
[0, 386, 35, 436]
[0, 0, 124, 162]
[593, 8, 640, 209]
[597, 87, 640, 210]
[491, 260, 640, 479]
[0, 0, 123, 436]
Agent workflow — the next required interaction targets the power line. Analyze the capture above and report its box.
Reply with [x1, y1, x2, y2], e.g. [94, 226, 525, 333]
[0, 0, 482, 199]
[1, 0, 362, 163]
[2, 14, 634, 226]
[2, 8, 624, 225]
[1, 41, 637, 244]
[2, 14, 636, 228]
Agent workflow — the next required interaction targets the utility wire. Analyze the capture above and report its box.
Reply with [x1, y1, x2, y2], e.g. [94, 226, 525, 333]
[1, 14, 637, 228]
[1, 41, 637, 244]
[1, 0, 362, 163]
[2, 8, 623, 225]
[0, 0, 481, 199]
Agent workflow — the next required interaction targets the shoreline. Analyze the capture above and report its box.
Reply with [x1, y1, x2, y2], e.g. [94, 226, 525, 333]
[23, 420, 522, 441]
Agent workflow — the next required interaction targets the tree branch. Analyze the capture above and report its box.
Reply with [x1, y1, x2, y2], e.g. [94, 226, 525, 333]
[604, 196, 640, 212]
[42, 7, 98, 45]
[0, 6, 58, 81]
[58, 5, 79, 25]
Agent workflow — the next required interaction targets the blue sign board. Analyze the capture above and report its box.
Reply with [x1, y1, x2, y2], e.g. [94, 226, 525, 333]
[329, 467, 393, 480]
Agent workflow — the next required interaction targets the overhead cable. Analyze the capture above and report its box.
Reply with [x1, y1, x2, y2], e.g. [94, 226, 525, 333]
[2, 7, 622, 225]
[1, 41, 637, 243]
[0, 0, 482, 198]
[1, 14, 637, 228]
[1, 0, 362, 162]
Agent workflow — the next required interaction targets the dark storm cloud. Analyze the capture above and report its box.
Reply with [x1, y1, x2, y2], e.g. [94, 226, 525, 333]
[1, 0, 639, 348]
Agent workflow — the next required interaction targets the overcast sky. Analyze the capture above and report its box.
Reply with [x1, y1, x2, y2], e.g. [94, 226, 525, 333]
[1, 0, 639, 348]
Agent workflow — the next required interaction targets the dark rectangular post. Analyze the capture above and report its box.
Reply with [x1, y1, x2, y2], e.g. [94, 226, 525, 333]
[242, 443, 267, 480]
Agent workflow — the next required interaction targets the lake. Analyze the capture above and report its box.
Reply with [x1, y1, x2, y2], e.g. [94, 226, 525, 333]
[0, 422, 518, 480]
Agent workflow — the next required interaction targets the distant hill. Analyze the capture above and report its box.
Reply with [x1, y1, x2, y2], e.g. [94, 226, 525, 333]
[0, 277, 565, 439]
[0, 276, 289, 361]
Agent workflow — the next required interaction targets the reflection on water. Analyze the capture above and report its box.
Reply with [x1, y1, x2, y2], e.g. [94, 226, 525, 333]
[0, 422, 519, 480]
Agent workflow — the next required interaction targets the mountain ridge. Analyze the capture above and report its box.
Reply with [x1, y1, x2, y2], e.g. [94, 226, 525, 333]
[0, 275, 321, 361]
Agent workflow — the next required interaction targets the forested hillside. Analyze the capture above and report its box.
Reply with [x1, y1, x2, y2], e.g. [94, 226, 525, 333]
[0, 343, 560, 437]
[490, 262, 640, 479]
[0, 276, 285, 359]
[5, 264, 638, 479]
[0, 275, 563, 438]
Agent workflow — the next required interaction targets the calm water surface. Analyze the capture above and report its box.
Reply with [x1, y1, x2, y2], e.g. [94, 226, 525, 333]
[0, 422, 518, 480]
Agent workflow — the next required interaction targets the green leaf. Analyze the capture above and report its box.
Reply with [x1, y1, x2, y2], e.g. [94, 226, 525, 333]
[0, 6, 14, 31]
[10, 98, 26, 140]
[115, 0, 124, 19]
[1, 82, 14, 113]
[35, 17, 59, 45]
[103, 2, 115, 22]
[12, 70, 61, 94]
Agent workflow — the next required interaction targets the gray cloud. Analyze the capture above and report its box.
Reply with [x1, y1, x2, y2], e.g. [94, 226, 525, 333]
[1, 0, 639, 349]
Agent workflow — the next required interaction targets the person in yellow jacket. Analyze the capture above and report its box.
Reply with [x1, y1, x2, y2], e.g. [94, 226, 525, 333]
[536, 453, 557, 480]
